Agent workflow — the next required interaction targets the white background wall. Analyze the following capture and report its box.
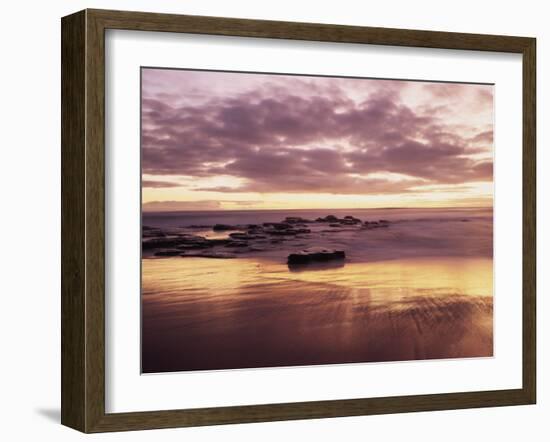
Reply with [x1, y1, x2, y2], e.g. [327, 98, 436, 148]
[0, 0, 547, 440]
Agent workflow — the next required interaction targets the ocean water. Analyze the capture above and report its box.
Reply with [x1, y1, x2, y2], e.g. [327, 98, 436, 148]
[142, 207, 493, 263]
[143, 206, 491, 228]
[141, 207, 493, 373]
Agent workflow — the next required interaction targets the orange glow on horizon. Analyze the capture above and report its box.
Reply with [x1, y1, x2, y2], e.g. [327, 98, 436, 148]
[142, 183, 493, 212]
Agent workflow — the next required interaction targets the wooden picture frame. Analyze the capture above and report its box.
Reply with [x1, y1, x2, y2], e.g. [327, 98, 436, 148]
[61, 8, 536, 433]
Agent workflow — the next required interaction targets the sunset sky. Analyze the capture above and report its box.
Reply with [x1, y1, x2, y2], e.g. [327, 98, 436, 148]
[141, 68, 493, 211]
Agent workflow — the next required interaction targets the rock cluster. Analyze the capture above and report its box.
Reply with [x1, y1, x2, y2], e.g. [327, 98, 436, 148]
[363, 219, 390, 229]
[284, 216, 314, 224]
[143, 219, 314, 259]
[316, 215, 362, 225]
[142, 226, 166, 238]
[213, 224, 241, 231]
[143, 214, 391, 264]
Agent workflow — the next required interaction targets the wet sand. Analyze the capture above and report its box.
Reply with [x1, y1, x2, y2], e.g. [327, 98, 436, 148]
[142, 256, 493, 373]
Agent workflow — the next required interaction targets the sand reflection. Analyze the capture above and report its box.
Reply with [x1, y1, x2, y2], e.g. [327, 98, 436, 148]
[142, 256, 493, 373]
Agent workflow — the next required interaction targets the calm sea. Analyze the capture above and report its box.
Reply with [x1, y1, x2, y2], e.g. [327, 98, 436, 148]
[142, 207, 493, 263]
[143, 207, 491, 228]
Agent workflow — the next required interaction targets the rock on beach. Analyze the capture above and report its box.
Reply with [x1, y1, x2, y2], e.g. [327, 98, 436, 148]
[287, 247, 346, 265]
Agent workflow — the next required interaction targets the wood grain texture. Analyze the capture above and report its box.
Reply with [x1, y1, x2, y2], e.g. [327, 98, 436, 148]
[89, 8, 532, 52]
[84, 9, 107, 433]
[60, 8, 537, 433]
[522, 38, 537, 403]
[61, 10, 86, 432]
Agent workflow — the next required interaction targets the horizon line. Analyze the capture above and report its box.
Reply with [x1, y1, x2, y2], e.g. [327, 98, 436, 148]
[142, 205, 493, 214]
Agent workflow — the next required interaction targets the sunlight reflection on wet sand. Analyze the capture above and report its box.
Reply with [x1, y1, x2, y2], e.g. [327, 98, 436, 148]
[142, 257, 493, 373]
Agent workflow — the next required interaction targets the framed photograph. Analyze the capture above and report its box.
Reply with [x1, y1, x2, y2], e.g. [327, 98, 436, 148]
[61, 9, 536, 433]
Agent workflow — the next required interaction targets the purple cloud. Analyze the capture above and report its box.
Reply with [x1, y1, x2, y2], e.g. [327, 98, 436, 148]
[142, 180, 183, 188]
[141, 69, 493, 195]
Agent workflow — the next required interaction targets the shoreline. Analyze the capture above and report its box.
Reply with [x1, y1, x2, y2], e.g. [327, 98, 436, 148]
[142, 255, 493, 372]
[141, 209, 493, 265]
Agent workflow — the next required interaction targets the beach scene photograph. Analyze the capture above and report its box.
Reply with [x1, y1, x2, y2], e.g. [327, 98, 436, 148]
[140, 68, 494, 374]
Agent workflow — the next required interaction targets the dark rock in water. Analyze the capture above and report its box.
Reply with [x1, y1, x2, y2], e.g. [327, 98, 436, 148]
[174, 235, 214, 249]
[142, 229, 166, 238]
[144, 234, 230, 251]
[176, 242, 213, 250]
[229, 232, 264, 240]
[263, 222, 292, 230]
[266, 230, 290, 236]
[154, 250, 182, 257]
[213, 224, 240, 231]
[342, 215, 362, 224]
[317, 214, 362, 225]
[284, 216, 313, 224]
[142, 237, 188, 250]
[315, 215, 339, 223]
[287, 248, 346, 265]
[316, 214, 361, 224]
[364, 220, 389, 229]
[172, 238, 229, 250]
[205, 238, 232, 246]
[329, 223, 341, 227]
[187, 224, 212, 229]
[247, 227, 264, 235]
[224, 240, 249, 248]
[288, 259, 346, 272]
[142, 225, 166, 238]
[265, 227, 311, 236]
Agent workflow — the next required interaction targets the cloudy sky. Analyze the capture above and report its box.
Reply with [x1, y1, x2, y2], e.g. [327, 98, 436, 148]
[141, 68, 493, 211]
